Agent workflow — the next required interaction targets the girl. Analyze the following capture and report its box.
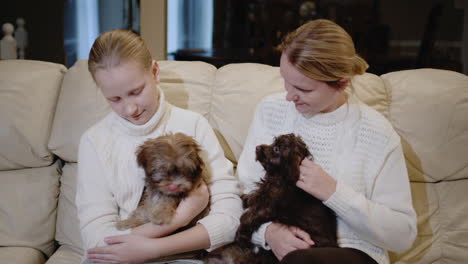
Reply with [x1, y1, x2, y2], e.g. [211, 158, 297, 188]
[76, 29, 242, 264]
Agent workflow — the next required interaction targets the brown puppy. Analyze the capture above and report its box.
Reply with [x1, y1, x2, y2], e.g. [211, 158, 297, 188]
[116, 132, 210, 230]
[236, 133, 337, 263]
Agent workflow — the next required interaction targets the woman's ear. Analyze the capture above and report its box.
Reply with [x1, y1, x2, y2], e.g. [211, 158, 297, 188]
[336, 78, 350, 91]
[151, 60, 160, 83]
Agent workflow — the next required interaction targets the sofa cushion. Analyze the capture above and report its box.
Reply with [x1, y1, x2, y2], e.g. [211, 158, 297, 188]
[55, 163, 84, 257]
[0, 162, 60, 257]
[350, 72, 389, 118]
[49, 60, 221, 163]
[390, 181, 440, 264]
[158, 61, 238, 162]
[212, 63, 284, 161]
[0, 60, 66, 170]
[0, 246, 46, 264]
[158, 60, 216, 118]
[211, 63, 387, 162]
[437, 180, 468, 264]
[390, 180, 468, 264]
[381, 69, 468, 182]
[45, 245, 83, 264]
[48, 60, 110, 162]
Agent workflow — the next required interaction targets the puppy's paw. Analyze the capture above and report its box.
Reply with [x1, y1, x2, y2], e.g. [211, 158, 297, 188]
[115, 218, 144, 230]
[115, 220, 132, 230]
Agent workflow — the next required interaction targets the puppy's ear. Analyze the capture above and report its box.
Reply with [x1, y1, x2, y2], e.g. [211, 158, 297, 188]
[173, 132, 205, 172]
[173, 133, 203, 154]
[136, 140, 154, 170]
[295, 135, 311, 159]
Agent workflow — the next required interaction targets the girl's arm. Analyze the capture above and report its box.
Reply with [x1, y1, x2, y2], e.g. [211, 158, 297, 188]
[87, 224, 211, 263]
[87, 113, 243, 263]
[192, 114, 243, 250]
[76, 135, 130, 251]
[131, 182, 210, 238]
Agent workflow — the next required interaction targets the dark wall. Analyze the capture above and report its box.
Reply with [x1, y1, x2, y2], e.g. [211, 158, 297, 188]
[211, 0, 464, 73]
[1, 0, 65, 64]
[381, 0, 463, 41]
[213, 0, 306, 66]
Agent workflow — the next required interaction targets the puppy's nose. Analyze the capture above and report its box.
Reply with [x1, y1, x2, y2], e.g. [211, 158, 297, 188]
[256, 146, 262, 153]
[168, 184, 179, 191]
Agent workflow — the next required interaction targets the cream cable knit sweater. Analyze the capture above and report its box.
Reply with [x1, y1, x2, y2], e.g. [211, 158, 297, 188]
[237, 92, 417, 264]
[76, 90, 243, 254]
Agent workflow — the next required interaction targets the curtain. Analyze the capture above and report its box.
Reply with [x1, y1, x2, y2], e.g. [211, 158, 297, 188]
[167, 0, 213, 54]
[76, 0, 100, 60]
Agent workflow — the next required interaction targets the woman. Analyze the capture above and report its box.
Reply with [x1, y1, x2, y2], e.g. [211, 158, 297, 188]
[237, 19, 417, 264]
[76, 29, 242, 264]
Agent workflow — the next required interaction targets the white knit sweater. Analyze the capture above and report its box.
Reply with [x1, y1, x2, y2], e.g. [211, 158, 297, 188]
[237, 92, 417, 264]
[76, 90, 243, 253]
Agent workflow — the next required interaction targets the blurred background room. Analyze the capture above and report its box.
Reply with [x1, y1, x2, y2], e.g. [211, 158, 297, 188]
[1, 0, 467, 75]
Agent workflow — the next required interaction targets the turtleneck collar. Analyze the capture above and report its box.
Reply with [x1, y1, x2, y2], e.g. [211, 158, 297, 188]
[299, 95, 351, 126]
[111, 86, 168, 136]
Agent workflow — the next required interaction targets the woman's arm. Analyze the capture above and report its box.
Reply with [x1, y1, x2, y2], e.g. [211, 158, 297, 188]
[76, 135, 130, 251]
[237, 103, 270, 195]
[237, 103, 272, 248]
[323, 136, 417, 253]
[237, 102, 314, 257]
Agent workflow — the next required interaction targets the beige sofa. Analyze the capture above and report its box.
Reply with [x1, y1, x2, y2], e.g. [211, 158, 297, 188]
[0, 59, 467, 264]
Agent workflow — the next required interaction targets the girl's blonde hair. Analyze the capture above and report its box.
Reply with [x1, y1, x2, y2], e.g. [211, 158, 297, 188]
[278, 19, 368, 88]
[88, 29, 152, 81]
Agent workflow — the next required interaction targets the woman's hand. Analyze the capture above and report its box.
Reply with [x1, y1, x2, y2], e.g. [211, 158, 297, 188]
[87, 234, 159, 264]
[265, 222, 314, 261]
[296, 158, 337, 201]
[131, 181, 210, 238]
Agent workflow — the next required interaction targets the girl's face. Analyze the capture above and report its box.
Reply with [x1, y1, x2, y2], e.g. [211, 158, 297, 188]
[280, 53, 347, 115]
[95, 60, 160, 125]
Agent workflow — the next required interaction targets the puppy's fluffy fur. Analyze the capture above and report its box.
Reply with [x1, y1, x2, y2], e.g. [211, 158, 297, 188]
[236, 133, 337, 263]
[116, 132, 210, 230]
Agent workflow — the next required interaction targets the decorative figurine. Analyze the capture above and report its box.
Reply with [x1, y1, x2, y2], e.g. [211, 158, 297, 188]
[15, 18, 28, 59]
[1, 23, 17, 60]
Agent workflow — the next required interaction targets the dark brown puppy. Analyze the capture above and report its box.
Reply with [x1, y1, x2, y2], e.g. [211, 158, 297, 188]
[116, 132, 210, 230]
[236, 133, 337, 263]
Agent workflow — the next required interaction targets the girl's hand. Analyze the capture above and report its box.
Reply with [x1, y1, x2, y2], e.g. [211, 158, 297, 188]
[87, 234, 159, 264]
[131, 181, 210, 238]
[177, 180, 210, 226]
[265, 222, 315, 261]
[296, 158, 337, 201]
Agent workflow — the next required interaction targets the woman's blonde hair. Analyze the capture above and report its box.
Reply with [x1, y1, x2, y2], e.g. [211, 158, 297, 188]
[278, 19, 368, 88]
[88, 29, 152, 81]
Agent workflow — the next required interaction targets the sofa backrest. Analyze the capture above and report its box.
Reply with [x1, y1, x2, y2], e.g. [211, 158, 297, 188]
[381, 69, 468, 264]
[0, 60, 66, 258]
[381, 69, 468, 182]
[48, 60, 110, 162]
[47, 59, 468, 182]
[2, 59, 467, 263]
[3, 59, 466, 181]
[0, 60, 66, 170]
[48, 60, 220, 162]
[48, 60, 388, 164]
